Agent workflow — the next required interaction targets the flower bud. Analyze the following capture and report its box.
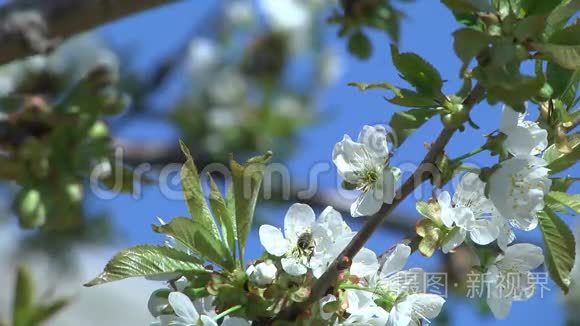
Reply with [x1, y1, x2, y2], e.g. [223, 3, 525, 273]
[246, 261, 277, 286]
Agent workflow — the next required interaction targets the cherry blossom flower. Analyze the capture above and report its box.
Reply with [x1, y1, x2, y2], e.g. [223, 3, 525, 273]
[258, 203, 318, 276]
[488, 156, 551, 231]
[485, 243, 544, 319]
[333, 125, 399, 217]
[246, 260, 277, 285]
[437, 173, 500, 253]
[500, 105, 548, 156]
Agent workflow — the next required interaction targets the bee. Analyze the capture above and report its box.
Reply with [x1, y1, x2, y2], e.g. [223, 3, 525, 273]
[295, 232, 316, 261]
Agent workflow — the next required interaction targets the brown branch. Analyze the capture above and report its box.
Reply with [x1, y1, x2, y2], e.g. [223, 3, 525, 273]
[0, 0, 177, 65]
[275, 83, 486, 321]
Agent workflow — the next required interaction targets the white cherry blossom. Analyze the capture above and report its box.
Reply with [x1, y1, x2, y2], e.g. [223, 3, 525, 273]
[488, 156, 551, 231]
[500, 105, 548, 156]
[246, 260, 277, 285]
[485, 243, 544, 319]
[333, 125, 399, 217]
[357, 244, 445, 326]
[437, 173, 500, 253]
[258, 203, 318, 276]
[151, 292, 217, 326]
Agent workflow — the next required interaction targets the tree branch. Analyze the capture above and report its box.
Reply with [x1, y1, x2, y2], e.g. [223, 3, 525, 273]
[0, 0, 176, 65]
[276, 83, 486, 321]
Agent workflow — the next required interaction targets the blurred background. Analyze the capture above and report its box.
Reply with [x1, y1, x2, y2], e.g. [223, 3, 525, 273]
[0, 0, 577, 325]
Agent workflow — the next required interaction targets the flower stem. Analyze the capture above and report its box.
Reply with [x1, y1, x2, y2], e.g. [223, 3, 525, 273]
[214, 305, 243, 321]
[451, 146, 486, 163]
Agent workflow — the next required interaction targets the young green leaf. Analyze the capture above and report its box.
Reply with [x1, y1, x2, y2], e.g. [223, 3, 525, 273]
[538, 207, 576, 293]
[389, 108, 437, 147]
[152, 217, 234, 269]
[208, 175, 237, 258]
[231, 151, 272, 261]
[29, 299, 69, 325]
[547, 62, 576, 100]
[348, 31, 372, 60]
[544, 134, 580, 173]
[453, 28, 490, 64]
[179, 140, 220, 239]
[546, 191, 580, 214]
[390, 45, 444, 96]
[13, 265, 34, 326]
[545, 0, 580, 37]
[84, 245, 208, 287]
[416, 200, 441, 222]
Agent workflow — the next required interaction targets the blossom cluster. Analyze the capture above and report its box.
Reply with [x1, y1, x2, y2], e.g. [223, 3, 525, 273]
[146, 105, 554, 324]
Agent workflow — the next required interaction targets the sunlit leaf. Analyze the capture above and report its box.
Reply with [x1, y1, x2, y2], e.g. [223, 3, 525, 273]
[231, 152, 272, 261]
[208, 176, 237, 259]
[546, 191, 580, 214]
[390, 45, 444, 96]
[179, 140, 220, 239]
[538, 207, 576, 293]
[389, 108, 437, 147]
[152, 217, 233, 269]
[84, 245, 207, 286]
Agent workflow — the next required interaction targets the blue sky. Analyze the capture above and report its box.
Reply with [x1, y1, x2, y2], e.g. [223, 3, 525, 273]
[88, 1, 577, 325]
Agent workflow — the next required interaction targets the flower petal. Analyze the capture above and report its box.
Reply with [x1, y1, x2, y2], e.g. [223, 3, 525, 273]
[381, 244, 411, 276]
[332, 134, 366, 182]
[437, 191, 454, 227]
[441, 227, 466, 254]
[281, 257, 308, 276]
[259, 225, 288, 256]
[358, 125, 389, 161]
[405, 293, 445, 319]
[351, 248, 379, 278]
[351, 190, 383, 217]
[284, 203, 315, 243]
[469, 219, 500, 245]
[500, 243, 544, 272]
[168, 292, 199, 322]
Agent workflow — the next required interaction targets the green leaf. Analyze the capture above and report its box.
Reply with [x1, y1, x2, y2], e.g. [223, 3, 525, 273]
[29, 299, 69, 324]
[547, 62, 576, 99]
[84, 245, 207, 286]
[152, 217, 233, 269]
[453, 28, 490, 64]
[441, 0, 492, 13]
[348, 31, 372, 60]
[538, 207, 576, 293]
[546, 191, 580, 214]
[550, 176, 578, 192]
[535, 24, 580, 70]
[389, 108, 437, 147]
[545, 0, 580, 37]
[387, 89, 439, 108]
[416, 200, 441, 222]
[348, 81, 400, 93]
[390, 45, 444, 96]
[514, 15, 546, 41]
[536, 43, 580, 70]
[179, 140, 220, 239]
[544, 134, 580, 173]
[347, 82, 437, 107]
[231, 152, 272, 261]
[13, 265, 34, 326]
[208, 176, 237, 258]
[522, 0, 563, 16]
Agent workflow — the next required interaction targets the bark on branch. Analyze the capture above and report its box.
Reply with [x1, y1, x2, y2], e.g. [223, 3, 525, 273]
[0, 0, 176, 65]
